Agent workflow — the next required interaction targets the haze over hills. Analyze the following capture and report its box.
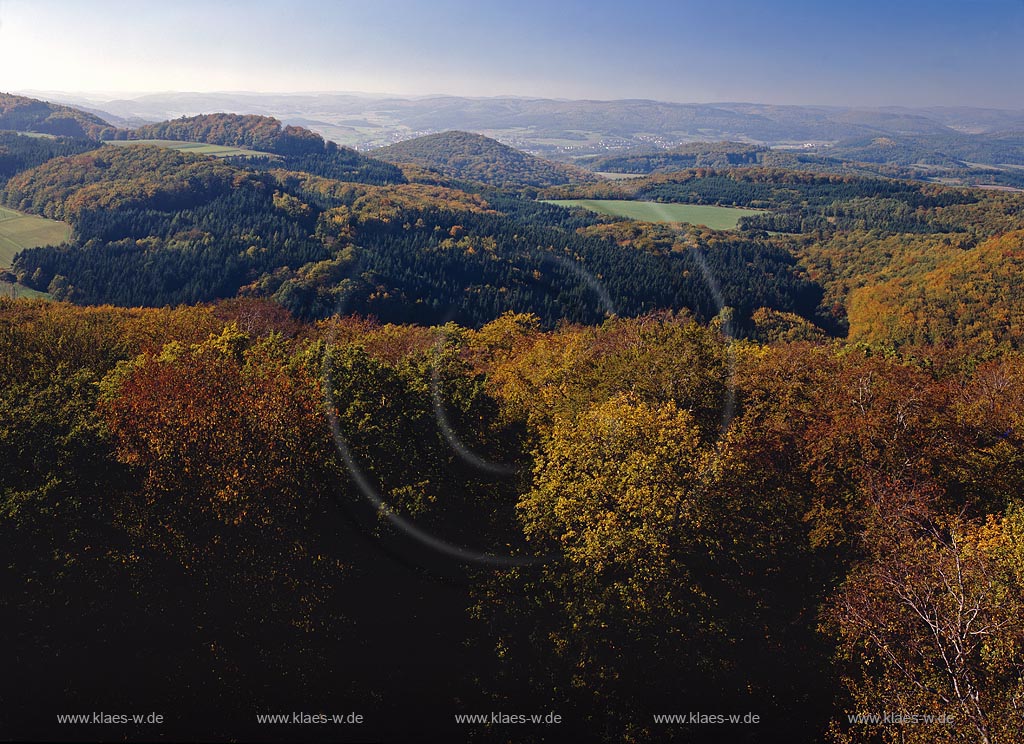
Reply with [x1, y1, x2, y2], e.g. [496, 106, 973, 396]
[27, 90, 1024, 152]
[20, 90, 1024, 190]
[5, 91, 1023, 190]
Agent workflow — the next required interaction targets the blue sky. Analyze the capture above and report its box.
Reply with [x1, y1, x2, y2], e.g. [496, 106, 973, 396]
[1, 0, 1022, 107]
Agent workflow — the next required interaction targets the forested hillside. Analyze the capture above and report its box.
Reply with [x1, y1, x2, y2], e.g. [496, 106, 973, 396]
[0, 131, 99, 181]
[0, 92, 115, 139]
[6, 0, 1024, 738]
[372, 130, 594, 188]
[1, 146, 824, 329]
[847, 229, 1024, 349]
[112, 113, 406, 185]
[547, 168, 1024, 336]
[5, 130, 1024, 348]
[127, 112, 329, 154]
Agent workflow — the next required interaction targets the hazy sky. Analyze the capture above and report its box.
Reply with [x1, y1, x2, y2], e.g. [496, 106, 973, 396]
[2, 0, 1022, 107]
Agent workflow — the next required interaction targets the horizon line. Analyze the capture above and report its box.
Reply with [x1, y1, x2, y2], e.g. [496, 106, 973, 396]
[12, 89, 1024, 113]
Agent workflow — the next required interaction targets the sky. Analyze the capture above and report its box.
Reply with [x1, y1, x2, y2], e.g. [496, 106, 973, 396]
[1, 0, 1023, 108]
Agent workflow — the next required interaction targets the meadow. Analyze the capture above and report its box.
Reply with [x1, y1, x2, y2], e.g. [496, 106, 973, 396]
[0, 280, 49, 299]
[104, 139, 278, 159]
[543, 198, 765, 230]
[0, 205, 72, 268]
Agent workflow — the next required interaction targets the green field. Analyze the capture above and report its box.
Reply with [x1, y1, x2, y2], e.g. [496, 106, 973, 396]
[0, 280, 50, 300]
[0, 206, 73, 268]
[104, 139, 278, 159]
[593, 171, 646, 181]
[0, 130, 58, 139]
[544, 199, 765, 230]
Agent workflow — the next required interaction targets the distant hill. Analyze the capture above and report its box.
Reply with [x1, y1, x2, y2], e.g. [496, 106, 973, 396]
[126, 113, 327, 155]
[35, 91, 1024, 165]
[372, 131, 594, 188]
[585, 141, 770, 174]
[579, 135, 1024, 189]
[117, 113, 405, 185]
[0, 92, 114, 139]
[823, 131, 1024, 167]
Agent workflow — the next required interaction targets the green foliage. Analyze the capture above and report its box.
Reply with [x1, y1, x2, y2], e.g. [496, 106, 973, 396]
[0, 131, 99, 182]
[3, 148, 331, 305]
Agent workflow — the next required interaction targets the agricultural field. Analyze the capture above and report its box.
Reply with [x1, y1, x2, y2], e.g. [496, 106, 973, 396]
[104, 139, 278, 159]
[0, 280, 50, 299]
[594, 171, 646, 180]
[0, 205, 72, 268]
[543, 198, 765, 230]
[2, 131, 58, 139]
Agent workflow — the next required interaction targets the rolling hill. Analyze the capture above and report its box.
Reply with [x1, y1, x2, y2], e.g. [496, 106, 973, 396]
[126, 113, 329, 155]
[40, 91, 1024, 151]
[115, 113, 405, 185]
[372, 131, 595, 188]
[1, 144, 823, 328]
[0, 92, 115, 139]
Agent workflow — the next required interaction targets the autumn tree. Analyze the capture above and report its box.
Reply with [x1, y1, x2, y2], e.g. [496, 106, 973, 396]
[827, 480, 1024, 744]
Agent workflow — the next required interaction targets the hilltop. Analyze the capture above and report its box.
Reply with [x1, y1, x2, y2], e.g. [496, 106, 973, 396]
[117, 113, 405, 185]
[372, 131, 594, 188]
[0, 92, 115, 139]
[127, 113, 331, 156]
